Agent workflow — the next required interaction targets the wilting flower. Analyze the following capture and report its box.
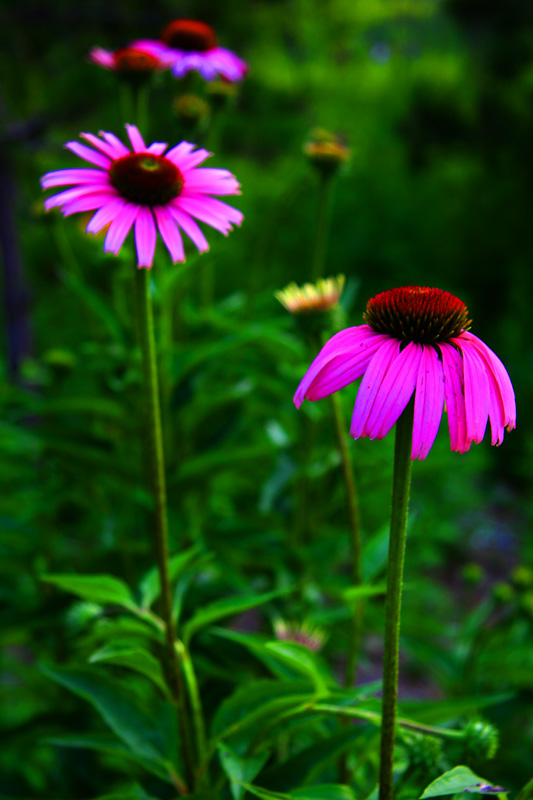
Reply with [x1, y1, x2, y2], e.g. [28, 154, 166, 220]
[133, 19, 248, 82]
[89, 44, 170, 75]
[294, 286, 516, 460]
[304, 128, 351, 176]
[276, 275, 345, 315]
[41, 124, 243, 268]
[274, 619, 326, 652]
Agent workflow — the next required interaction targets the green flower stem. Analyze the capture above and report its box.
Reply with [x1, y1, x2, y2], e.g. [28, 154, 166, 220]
[134, 267, 194, 788]
[330, 392, 363, 688]
[177, 640, 208, 786]
[379, 398, 415, 800]
[312, 704, 464, 742]
[311, 173, 334, 281]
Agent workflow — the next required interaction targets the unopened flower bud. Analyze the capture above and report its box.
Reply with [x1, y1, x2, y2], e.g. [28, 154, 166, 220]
[461, 718, 499, 762]
[274, 619, 326, 652]
[173, 94, 211, 130]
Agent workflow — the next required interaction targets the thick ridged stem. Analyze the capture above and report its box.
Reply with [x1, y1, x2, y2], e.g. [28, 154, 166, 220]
[330, 392, 363, 688]
[379, 398, 414, 800]
[135, 267, 194, 790]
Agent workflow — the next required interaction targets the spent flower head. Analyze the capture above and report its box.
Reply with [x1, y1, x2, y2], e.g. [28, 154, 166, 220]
[132, 19, 248, 83]
[274, 619, 326, 652]
[295, 286, 516, 460]
[40, 124, 243, 269]
[304, 128, 351, 176]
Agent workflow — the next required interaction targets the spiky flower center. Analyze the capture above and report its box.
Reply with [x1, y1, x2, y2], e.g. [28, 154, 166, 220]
[364, 286, 471, 344]
[161, 19, 217, 52]
[113, 47, 159, 73]
[109, 154, 183, 206]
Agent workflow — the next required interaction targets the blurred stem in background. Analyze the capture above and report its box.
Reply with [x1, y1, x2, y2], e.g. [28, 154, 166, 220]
[379, 398, 414, 800]
[134, 266, 195, 790]
[311, 172, 334, 281]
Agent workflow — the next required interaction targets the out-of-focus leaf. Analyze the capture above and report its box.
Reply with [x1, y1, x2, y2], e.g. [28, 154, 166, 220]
[139, 546, 204, 609]
[343, 583, 387, 603]
[263, 642, 331, 695]
[398, 693, 513, 724]
[516, 778, 533, 800]
[261, 725, 368, 791]
[240, 783, 356, 800]
[219, 742, 271, 800]
[87, 785, 159, 800]
[60, 269, 124, 343]
[183, 587, 292, 644]
[45, 734, 172, 782]
[420, 766, 506, 798]
[88, 644, 169, 696]
[42, 574, 137, 611]
[42, 666, 171, 765]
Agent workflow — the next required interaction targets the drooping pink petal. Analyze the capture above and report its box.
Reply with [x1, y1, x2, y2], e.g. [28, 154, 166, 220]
[411, 345, 445, 460]
[65, 141, 111, 169]
[44, 185, 113, 210]
[125, 124, 146, 154]
[165, 142, 196, 164]
[99, 131, 130, 158]
[86, 199, 128, 234]
[179, 194, 243, 226]
[104, 203, 138, 255]
[89, 47, 115, 69]
[366, 342, 423, 440]
[350, 338, 402, 439]
[60, 191, 118, 216]
[293, 326, 385, 408]
[453, 337, 489, 445]
[154, 206, 185, 263]
[304, 333, 393, 403]
[81, 132, 122, 160]
[134, 207, 157, 268]
[440, 343, 469, 453]
[175, 196, 233, 233]
[146, 142, 168, 156]
[41, 169, 110, 189]
[460, 332, 516, 435]
[168, 205, 209, 252]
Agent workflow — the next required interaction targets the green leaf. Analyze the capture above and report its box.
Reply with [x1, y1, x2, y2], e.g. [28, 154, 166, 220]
[89, 644, 169, 696]
[139, 546, 204, 609]
[263, 642, 331, 695]
[240, 784, 355, 800]
[261, 726, 367, 791]
[343, 583, 387, 603]
[516, 778, 533, 800]
[399, 694, 513, 725]
[87, 785, 159, 800]
[46, 734, 171, 782]
[60, 269, 124, 343]
[42, 574, 137, 611]
[212, 679, 315, 753]
[42, 666, 171, 765]
[183, 587, 292, 644]
[219, 742, 271, 800]
[420, 766, 507, 798]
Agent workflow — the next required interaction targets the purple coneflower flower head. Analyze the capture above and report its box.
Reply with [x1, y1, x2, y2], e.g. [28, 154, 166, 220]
[89, 44, 170, 75]
[133, 19, 248, 83]
[40, 124, 243, 269]
[274, 619, 326, 652]
[276, 275, 345, 315]
[294, 286, 516, 460]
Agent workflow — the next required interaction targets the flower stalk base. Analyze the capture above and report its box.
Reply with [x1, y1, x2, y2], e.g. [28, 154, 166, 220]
[379, 397, 414, 800]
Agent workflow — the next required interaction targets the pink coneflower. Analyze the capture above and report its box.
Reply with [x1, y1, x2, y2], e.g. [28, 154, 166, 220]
[133, 19, 248, 82]
[89, 44, 170, 75]
[294, 286, 516, 460]
[40, 124, 243, 269]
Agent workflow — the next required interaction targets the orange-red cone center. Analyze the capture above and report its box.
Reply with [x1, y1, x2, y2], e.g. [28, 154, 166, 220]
[161, 19, 217, 52]
[110, 154, 183, 206]
[364, 286, 472, 344]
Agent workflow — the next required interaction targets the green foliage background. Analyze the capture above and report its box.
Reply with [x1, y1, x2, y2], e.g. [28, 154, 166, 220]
[1, 0, 532, 797]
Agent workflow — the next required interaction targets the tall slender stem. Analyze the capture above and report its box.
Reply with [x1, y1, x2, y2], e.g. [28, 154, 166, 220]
[379, 398, 414, 800]
[311, 173, 334, 281]
[330, 392, 363, 688]
[135, 267, 194, 789]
